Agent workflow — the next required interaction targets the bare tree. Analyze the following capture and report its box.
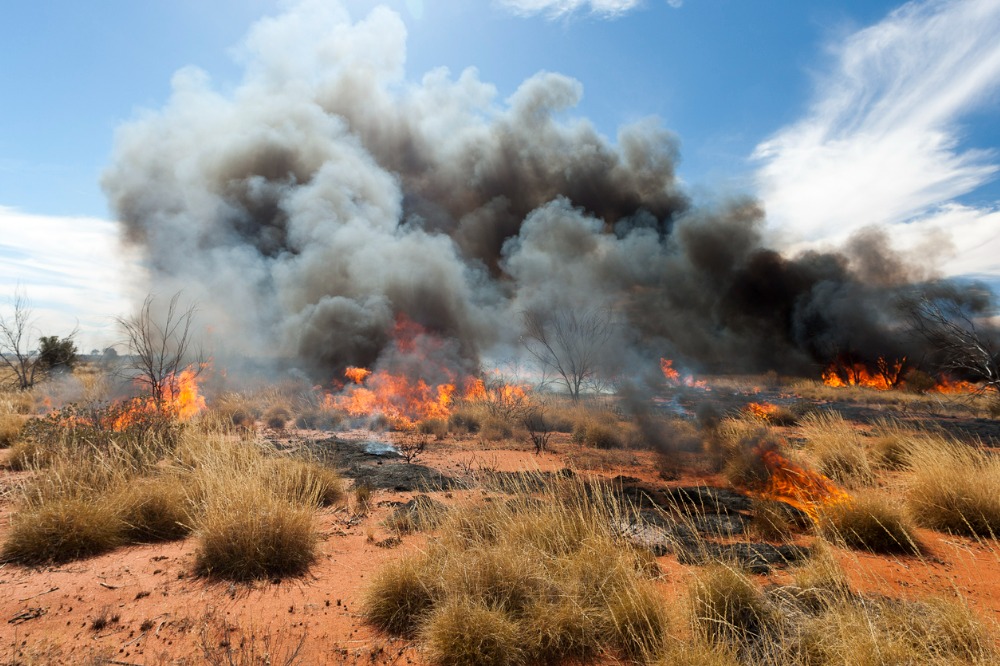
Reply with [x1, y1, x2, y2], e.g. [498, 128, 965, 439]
[521, 306, 616, 401]
[0, 289, 77, 390]
[116, 293, 201, 408]
[905, 293, 1000, 394]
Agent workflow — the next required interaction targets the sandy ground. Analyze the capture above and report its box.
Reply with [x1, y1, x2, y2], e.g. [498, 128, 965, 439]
[2, 422, 1000, 664]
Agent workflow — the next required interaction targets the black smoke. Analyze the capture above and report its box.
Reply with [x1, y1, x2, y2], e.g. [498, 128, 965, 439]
[102, 1, 996, 382]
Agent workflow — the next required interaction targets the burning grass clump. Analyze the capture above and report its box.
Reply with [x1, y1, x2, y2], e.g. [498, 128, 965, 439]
[816, 493, 920, 555]
[364, 477, 668, 663]
[905, 435, 1000, 538]
[798, 411, 875, 488]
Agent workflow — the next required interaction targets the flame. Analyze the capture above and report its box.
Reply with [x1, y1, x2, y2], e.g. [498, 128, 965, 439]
[751, 445, 851, 521]
[930, 376, 980, 395]
[746, 402, 779, 421]
[659, 357, 710, 391]
[327, 367, 457, 430]
[821, 356, 904, 391]
[345, 366, 372, 384]
[821, 356, 980, 394]
[112, 365, 207, 429]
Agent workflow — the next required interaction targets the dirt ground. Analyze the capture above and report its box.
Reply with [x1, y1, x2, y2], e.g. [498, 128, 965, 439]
[2, 389, 999, 665]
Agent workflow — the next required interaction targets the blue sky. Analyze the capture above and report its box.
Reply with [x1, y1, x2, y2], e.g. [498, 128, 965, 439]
[2, 0, 999, 348]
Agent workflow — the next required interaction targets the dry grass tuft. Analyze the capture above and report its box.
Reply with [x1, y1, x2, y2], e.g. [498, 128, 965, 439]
[817, 493, 921, 554]
[798, 411, 875, 488]
[572, 420, 624, 449]
[0, 412, 24, 448]
[2, 496, 124, 564]
[691, 564, 778, 646]
[263, 404, 292, 430]
[194, 487, 317, 581]
[417, 417, 449, 440]
[115, 476, 192, 542]
[264, 457, 344, 507]
[364, 477, 667, 663]
[906, 435, 1000, 538]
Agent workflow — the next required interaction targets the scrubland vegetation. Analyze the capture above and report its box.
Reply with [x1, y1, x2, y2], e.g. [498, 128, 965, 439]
[1, 364, 999, 664]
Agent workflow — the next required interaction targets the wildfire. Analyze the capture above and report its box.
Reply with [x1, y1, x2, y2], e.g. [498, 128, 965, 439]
[751, 445, 851, 521]
[821, 355, 980, 394]
[745, 402, 779, 421]
[112, 365, 207, 429]
[660, 358, 710, 391]
[327, 368, 457, 429]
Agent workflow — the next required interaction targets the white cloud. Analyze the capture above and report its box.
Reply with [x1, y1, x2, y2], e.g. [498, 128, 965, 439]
[0, 207, 144, 351]
[754, 0, 1000, 278]
[497, 0, 646, 19]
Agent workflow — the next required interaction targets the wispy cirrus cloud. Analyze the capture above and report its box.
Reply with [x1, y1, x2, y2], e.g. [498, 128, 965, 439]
[754, 0, 1000, 278]
[497, 0, 680, 20]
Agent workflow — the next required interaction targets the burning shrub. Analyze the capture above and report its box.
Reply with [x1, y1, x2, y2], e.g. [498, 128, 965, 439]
[817, 493, 920, 554]
[906, 435, 1000, 538]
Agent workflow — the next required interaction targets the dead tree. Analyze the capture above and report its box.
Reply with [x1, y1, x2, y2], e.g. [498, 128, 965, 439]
[116, 293, 201, 408]
[906, 293, 1000, 394]
[521, 307, 616, 401]
[0, 290, 40, 390]
[0, 289, 77, 390]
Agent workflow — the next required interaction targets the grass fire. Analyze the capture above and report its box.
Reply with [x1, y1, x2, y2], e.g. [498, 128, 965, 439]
[3, 1, 1000, 664]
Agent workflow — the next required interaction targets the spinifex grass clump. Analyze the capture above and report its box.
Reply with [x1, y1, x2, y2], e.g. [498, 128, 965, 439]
[798, 411, 875, 488]
[906, 434, 1000, 538]
[816, 493, 921, 554]
[364, 476, 668, 664]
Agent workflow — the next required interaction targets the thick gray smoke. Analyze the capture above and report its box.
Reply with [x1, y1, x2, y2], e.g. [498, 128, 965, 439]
[102, 1, 994, 382]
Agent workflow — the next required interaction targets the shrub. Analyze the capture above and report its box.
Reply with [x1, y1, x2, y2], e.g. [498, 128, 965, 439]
[0, 413, 23, 448]
[417, 417, 449, 440]
[2, 496, 124, 564]
[573, 421, 623, 449]
[265, 457, 344, 507]
[906, 436, 1000, 538]
[798, 411, 875, 488]
[421, 597, 524, 666]
[817, 494, 920, 554]
[448, 405, 482, 434]
[194, 488, 317, 581]
[294, 407, 343, 430]
[364, 556, 440, 636]
[116, 477, 192, 542]
[263, 405, 292, 430]
[479, 416, 513, 442]
[691, 565, 777, 645]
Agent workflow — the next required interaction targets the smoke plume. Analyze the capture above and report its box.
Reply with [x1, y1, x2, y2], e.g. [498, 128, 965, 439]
[102, 1, 995, 382]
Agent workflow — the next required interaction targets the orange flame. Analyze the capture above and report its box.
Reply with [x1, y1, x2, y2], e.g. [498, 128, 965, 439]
[822, 356, 904, 391]
[746, 402, 779, 421]
[930, 376, 980, 395]
[327, 367, 457, 430]
[345, 366, 372, 384]
[112, 366, 207, 429]
[660, 357, 710, 391]
[752, 446, 851, 521]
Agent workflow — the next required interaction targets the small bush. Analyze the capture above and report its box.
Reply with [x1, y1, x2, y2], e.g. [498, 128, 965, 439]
[263, 404, 292, 430]
[817, 494, 920, 554]
[194, 490, 317, 581]
[364, 556, 440, 636]
[448, 406, 482, 434]
[479, 416, 513, 442]
[0, 413, 24, 448]
[417, 417, 449, 440]
[294, 407, 343, 430]
[421, 597, 524, 666]
[116, 477, 191, 542]
[691, 565, 777, 645]
[573, 421, 623, 449]
[2, 496, 124, 564]
[265, 458, 344, 507]
[906, 436, 1000, 538]
[799, 411, 874, 488]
